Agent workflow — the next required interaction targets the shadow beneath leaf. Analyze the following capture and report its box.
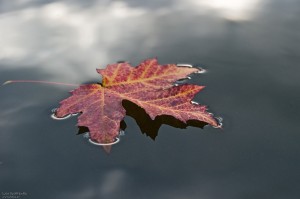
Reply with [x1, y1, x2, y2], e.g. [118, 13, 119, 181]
[122, 100, 208, 140]
[77, 120, 127, 134]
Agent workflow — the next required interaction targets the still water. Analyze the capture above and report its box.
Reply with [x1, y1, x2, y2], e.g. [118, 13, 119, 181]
[1, 0, 300, 198]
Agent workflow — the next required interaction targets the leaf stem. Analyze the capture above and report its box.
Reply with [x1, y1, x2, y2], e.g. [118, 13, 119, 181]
[2, 80, 79, 87]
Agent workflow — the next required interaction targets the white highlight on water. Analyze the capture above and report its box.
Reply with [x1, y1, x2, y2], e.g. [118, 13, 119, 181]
[89, 138, 120, 146]
[176, 63, 193, 68]
[51, 108, 79, 120]
[51, 113, 71, 120]
[191, 101, 199, 105]
[195, 68, 207, 74]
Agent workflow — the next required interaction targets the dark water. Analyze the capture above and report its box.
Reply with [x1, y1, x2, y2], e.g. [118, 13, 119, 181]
[1, 0, 300, 198]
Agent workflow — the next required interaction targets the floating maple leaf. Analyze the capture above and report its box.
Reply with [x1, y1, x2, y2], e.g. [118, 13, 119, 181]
[55, 58, 219, 146]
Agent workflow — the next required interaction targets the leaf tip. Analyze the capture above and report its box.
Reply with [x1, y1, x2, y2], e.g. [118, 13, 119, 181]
[103, 146, 112, 154]
[212, 116, 223, 129]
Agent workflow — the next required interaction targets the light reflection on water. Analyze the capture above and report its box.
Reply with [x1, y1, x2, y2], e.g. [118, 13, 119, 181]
[1, 0, 300, 199]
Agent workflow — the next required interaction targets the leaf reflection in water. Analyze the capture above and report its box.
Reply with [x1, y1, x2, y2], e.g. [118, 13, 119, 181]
[122, 100, 208, 140]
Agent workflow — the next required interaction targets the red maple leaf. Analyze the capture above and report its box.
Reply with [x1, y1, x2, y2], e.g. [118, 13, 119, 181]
[55, 58, 219, 146]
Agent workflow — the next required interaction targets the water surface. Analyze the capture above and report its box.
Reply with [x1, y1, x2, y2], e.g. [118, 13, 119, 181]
[1, 0, 300, 198]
